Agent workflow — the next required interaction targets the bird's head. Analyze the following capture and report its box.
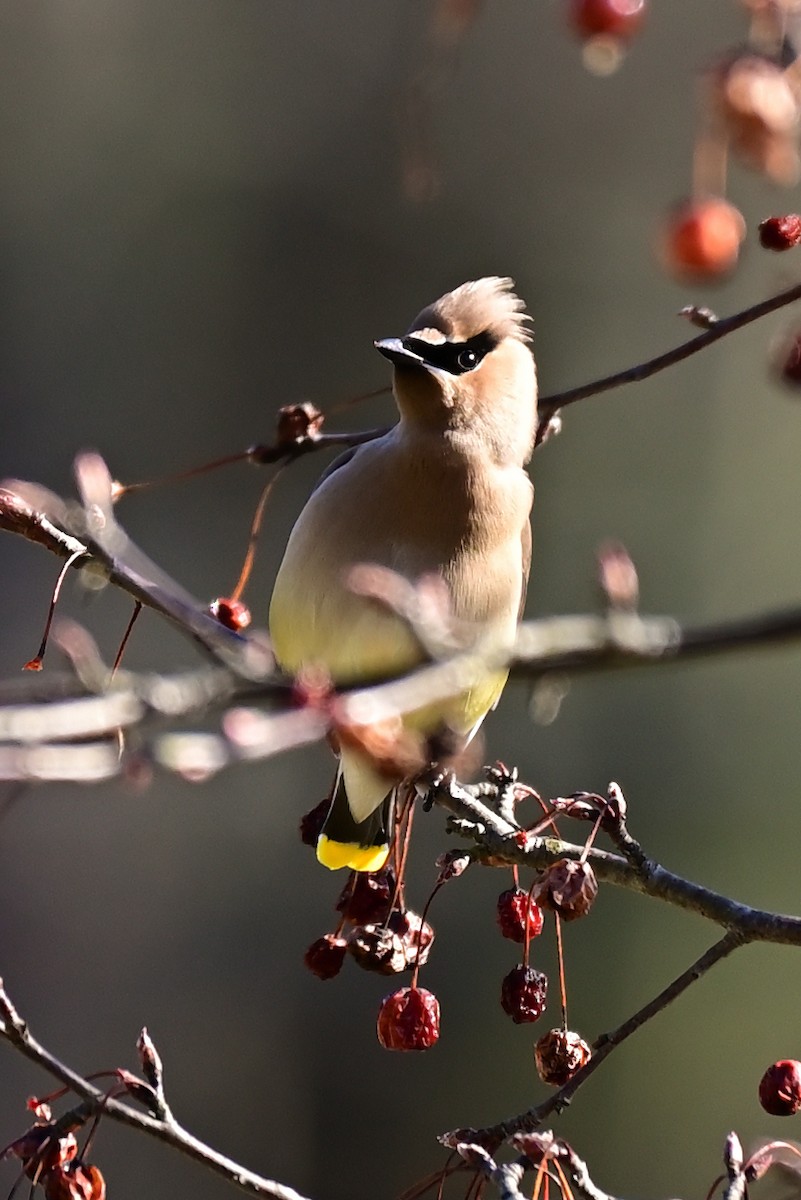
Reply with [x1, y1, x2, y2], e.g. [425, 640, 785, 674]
[375, 277, 537, 464]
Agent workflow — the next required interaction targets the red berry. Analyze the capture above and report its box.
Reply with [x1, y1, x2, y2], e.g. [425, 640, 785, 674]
[347, 924, 408, 975]
[500, 965, 548, 1024]
[336, 869, 395, 926]
[496, 888, 544, 943]
[759, 1059, 801, 1115]
[388, 908, 436, 969]
[45, 1162, 106, 1200]
[534, 1028, 592, 1085]
[660, 198, 746, 281]
[377, 986, 440, 1051]
[759, 215, 801, 252]
[304, 934, 347, 980]
[568, 0, 646, 40]
[531, 859, 598, 921]
[275, 402, 324, 447]
[209, 597, 251, 632]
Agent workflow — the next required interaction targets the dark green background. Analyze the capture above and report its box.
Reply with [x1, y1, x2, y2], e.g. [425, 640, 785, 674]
[2, 3, 801, 1198]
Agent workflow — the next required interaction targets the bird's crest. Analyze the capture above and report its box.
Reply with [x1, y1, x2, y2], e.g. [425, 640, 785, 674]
[407, 277, 531, 346]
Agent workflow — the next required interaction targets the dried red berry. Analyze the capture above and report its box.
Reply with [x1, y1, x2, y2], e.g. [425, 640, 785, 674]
[534, 1028, 592, 1085]
[298, 797, 329, 848]
[388, 908, 435, 969]
[500, 965, 548, 1024]
[759, 1059, 801, 1115]
[8, 1126, 79, 1180]
[660, 198, 746, 281]
[377, 986, 440, 1051]
[304, 934, 347, 980]
[568, 0, 646, 40]
[336, 869, 395, 926]
[496, 888, 544, 944]
[532, 859, 598, 921]
[208, 597, 251, 632]
[275, 402, 324, 447]
[44, 1161, 106, 1200]
[759, 215, 801, 252]
[348, 925, 407, 974]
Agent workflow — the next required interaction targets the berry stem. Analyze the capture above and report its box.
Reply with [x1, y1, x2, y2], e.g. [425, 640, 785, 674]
[554, 914, 569, 1031]
[411, 879, 443, 989]
[25, 547, 86, 669]
[230, 465, 287, 602]
[523, 878, 538, 971]
[693, 74, 728, 199]
[579, 807, 606, 864]
[114, 449, 253, 499]
[111, 600, 143, 678]
[397, 789, 416, 900]
[552, 1158, 575, 1200]
[324, 384, 392, 418]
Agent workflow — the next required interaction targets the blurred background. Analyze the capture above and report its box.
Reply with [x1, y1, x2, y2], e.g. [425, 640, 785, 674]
[2, 2, 801, 1197]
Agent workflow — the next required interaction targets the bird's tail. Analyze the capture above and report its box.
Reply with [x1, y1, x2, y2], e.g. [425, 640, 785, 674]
[316, 770, 392, 872]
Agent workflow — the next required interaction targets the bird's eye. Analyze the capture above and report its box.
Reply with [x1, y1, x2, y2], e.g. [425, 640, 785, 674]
[457, 349, 478, 371]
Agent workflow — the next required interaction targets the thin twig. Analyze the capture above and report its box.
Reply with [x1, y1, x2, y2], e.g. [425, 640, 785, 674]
[442, 931, 741, 1148]
[535, 276, 801, 430]
[0, 980, 313, 1200]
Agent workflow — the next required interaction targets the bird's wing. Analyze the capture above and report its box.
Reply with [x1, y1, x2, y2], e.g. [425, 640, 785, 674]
[312, 445, 362, 493]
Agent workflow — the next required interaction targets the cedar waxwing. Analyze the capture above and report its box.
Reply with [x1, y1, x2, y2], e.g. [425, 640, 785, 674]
[269, 277, 537, 871]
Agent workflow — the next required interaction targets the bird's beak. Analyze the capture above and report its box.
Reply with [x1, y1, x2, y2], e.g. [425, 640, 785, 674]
[374, 337, 426, 368]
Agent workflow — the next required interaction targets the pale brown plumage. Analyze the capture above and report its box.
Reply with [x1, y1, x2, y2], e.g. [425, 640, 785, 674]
[269, 277, 537, 870]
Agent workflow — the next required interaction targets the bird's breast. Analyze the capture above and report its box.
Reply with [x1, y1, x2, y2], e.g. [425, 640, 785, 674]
[269, 431, 532, 689]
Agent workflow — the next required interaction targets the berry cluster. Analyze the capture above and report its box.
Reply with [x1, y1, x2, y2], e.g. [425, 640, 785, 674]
[301, 774, 604, 1080]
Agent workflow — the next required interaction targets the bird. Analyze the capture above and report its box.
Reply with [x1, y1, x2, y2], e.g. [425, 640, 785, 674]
[269, 277, 538, 871]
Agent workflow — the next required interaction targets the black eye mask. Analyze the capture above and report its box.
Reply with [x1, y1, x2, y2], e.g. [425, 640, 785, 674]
[402, 330, 498, 376]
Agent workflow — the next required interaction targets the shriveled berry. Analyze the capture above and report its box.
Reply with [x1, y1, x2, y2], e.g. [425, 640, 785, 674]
[759, 215, 801, 251]
[275, 402, 324, 447]
[759, 1059, 801, 1115]
[568, 0, 646, 40]
[532, 859, 598, 921]
[388, 908, 435, 969]
[500, 965, 548, 1024]
[377, 986, 440, 1051]
[304, 934, 347, 980]
[44, 1161, 106, 1200]
[660, 198, 746, 281]
[535, 1028, 592, 1085]
[347, 924, 407, 974]
[336, 868, 395, 926]
[496, 887, 544, 944]
[9, 1126, 78, 1181]
[209, 597, 251, 632]
[298, 798, 329, 848]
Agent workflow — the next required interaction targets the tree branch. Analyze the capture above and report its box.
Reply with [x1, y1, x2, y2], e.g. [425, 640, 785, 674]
[441, 931, 742, 1149]
[0, 981, 314, 1200]
[535, 276, 801, 430]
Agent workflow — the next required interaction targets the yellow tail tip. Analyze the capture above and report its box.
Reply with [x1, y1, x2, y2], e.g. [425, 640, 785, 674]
[316, 835, 390, 873]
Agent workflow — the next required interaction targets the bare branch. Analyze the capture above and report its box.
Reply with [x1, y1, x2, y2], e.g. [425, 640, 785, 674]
[0, 979, 314, 1200]
[442, 932, 741, 1149]
[535, 277, 801, 432]
[435, 776, 801, 944]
